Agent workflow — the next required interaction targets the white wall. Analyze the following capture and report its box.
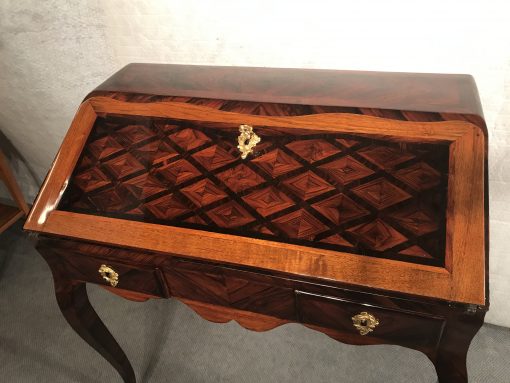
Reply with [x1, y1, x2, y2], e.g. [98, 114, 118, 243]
[0, 0, 509, 326]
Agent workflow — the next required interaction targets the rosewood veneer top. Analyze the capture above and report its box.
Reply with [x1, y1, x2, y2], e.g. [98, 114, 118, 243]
[88, 63, 485, 122]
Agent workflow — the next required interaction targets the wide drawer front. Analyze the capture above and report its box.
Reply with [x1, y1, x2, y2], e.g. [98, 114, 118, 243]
[58, 254, 163, 297]
[164, 259, 296, 320]
[296, 291, 445, 348]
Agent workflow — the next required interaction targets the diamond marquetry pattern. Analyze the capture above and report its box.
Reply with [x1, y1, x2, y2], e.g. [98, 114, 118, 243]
[89, 187, 130, 213]
[157, 159, 201, 185]
[123, 174, 166, 200]
[347, 219, 407, 251]
[207, 201, 255, 228]
[145, 194, 189, 220]
[389, 205, 439, 235]
[286, 139, 341, 163]
[312, 194, 369, 225]
[60, 115, 450, 267]
[318, 156, 374, 185]
[88, 136, 123, 160]
[283, 171, 335, 200]
[217, 164, 265, 192]
[273, 209, 328, 240]
[242, 186, 294, 217]
[74, 168, 111, 192]
[133, 140, 178, 166]
[358, 145, 415, 169]
[192, 145, 236, 171]
[181, 179, 227, 207]
[352, 178, 411, 209]
[252, 149, 301, 177]
[103, 153, 145, 179]
[320, 234, 352, 247]
[169, 128, 211, 150]
[115, 124, 156, 145]
[393, 161, 442, 191]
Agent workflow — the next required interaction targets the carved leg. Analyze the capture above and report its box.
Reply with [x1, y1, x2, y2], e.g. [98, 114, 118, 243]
[53, 278, 136, 383]
[430, 310, 485, 383]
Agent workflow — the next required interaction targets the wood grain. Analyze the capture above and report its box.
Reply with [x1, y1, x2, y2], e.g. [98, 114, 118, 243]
[39, 211, 456, 302]
[177, 298, 291, 332]
[296, 291, 445, 350]
[24, 101, 96, 232]
[89, 97, 472, 141]
[100, 286, 159, 302]
[88, 64, 485, 118]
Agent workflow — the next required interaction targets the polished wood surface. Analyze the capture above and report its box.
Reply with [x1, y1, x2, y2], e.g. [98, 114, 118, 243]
[51, 279, 135, 382]
[26, 65, 488, 383]
[24, 97, 485, 305]
[24, 102, 97, 233]
[89, 64, 485, 119]
[296, 291, 445, 349]
[178, 298, 292, 332]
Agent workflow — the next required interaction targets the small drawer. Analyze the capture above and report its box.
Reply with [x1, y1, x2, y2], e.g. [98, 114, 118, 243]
[59, 254, 163, 297]
[296, 291, 444, 349]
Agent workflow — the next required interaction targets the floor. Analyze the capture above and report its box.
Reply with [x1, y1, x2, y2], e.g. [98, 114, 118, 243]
[1, 222, 509, 383]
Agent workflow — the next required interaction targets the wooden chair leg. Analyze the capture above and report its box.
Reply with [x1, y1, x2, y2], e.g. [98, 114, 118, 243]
[52, 278, 136, 383]
[0, 149, 29, 215]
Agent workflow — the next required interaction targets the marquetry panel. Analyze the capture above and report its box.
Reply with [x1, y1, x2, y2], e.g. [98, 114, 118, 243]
[285, 139, 341, 163]
[58, 114, 450, 266]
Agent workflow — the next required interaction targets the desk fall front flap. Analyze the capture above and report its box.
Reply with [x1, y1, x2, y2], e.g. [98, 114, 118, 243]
[25, 64, 488, 306]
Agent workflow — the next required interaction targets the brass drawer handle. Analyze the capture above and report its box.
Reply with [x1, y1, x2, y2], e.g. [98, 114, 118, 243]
[98, 264, 119, 287]
[352, 311, 379, 335]
[237, 124, 260, 159]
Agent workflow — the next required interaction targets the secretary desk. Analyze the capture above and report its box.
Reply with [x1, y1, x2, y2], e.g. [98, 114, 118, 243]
[24, 64, 489, 382]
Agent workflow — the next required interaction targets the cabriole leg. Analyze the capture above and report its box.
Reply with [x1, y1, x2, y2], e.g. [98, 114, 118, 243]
[52, 278, 136, 383]
[430, 311, 485, 383]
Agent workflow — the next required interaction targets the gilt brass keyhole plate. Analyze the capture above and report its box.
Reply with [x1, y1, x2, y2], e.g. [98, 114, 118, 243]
[98, 264, 119, 287]
[237, 124, 261, 159]
[352, 311, 379, 335]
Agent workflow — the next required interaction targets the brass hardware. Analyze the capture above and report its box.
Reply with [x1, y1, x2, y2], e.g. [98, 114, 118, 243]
[98, 264, 119, 287]
[351, 311, 379, 335]
[237, 124, 261, 159]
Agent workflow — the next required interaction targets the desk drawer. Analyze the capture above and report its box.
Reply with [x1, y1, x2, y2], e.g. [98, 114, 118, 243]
[296, 291, 444, 349]
[58, 254, 163, 297]
[37, 238, 166, 297]
[164, 259, 296, 320]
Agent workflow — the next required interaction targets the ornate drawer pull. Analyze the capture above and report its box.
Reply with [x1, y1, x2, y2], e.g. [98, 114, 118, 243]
[237, 124, 261, 159]
[352, 311, 379, 335]
[98, 264, 119, 287]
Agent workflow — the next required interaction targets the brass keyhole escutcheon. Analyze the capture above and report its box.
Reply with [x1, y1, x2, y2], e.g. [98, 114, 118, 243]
[98, 264, 119, 287]
[237, 124, 261, 159]
[351, 311, 379, 336]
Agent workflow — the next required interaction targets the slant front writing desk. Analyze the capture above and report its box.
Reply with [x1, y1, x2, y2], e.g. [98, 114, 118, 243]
[24, 64, 488, 383]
